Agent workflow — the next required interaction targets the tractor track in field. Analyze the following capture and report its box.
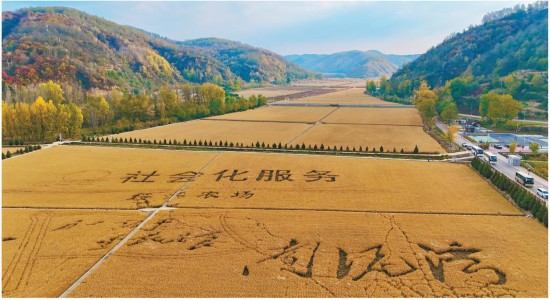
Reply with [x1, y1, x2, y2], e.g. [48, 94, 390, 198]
[57, 152, 223, 298]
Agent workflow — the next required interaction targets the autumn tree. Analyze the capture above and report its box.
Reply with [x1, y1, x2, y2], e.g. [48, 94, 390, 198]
[37, 80, 64, 105]
[509, 140, 517, 154]
[529, 142, 540, 153]
[479, 92, 522, 123]
[414, 81, 438, 126]
[366, 80, 377, 94]
[445, 124, 459, 146]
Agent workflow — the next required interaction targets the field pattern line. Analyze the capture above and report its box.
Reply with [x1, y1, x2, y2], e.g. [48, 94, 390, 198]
[58, 152, 223, 298]
[173, 206, 525, 217]
[285, 107, 339, 145]
[201, 119, 314, 125]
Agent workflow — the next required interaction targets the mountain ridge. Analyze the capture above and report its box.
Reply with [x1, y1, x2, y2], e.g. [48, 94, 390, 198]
[2, 6, 315, 93]
[285, 50, 419, 78]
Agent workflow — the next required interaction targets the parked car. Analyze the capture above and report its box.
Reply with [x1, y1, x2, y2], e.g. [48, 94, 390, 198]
[461, 142, 469, 147]
[536, 187, 548, 200]
[493, 144, 503, 149]
[466, 144, 473, 150]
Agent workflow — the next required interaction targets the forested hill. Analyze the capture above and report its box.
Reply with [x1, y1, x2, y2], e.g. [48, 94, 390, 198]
[285, 50, 419, 78]
[389, 3, 548, 111]
[2, 7, 315, 93]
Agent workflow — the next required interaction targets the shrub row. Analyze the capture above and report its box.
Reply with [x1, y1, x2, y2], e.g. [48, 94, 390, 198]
[83, 136, 425, 155]
[471, 157, 547, 226]
[2, 145, 41, 160]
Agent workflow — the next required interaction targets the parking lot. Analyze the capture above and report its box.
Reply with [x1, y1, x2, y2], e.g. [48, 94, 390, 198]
[468, 133, 548, 150]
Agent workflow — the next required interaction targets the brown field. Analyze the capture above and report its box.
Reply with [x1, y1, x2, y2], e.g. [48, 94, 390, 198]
[2, 147, 25, 155]
[2, 146, 219, 209]
[205, 106, 336, 123]
[69, 209, 547, 297]
[237, 86, 316, 98]
[323, 107, 423, 126]
[291, 78, 366, 88]
[292, 123, 445, 153]
[111, 119, 312, 146]
[2, 209, 146, 297]
[284, 88, 397, 105]
[168, 151, 520, 215]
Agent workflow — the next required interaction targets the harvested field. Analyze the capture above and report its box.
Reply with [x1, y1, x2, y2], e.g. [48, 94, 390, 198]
[284, 88, 397, 105]
[323, 107, 423, 126]
[111, 119, 312, 146]
[291, 78, 366, 88]
[205, 106, 336, 123]
[2, 146, 219, 209]
[237, 86, 316, 98]
[292, 123, 445, 153]
[69, 209, 547, 297]
[2, 209, 145, 297]
[168, 151, 520, 215]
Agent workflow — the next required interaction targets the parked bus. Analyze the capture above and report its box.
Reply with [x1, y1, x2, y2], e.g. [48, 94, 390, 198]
[470, 145, 484, 157]
[483, 151, 497, 164]
[515, 171, 535, 187]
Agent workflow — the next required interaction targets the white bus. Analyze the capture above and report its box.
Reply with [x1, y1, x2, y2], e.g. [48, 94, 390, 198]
[471, 145, 484, 157]
[483, 151, 497, 164]
[515, 172, 535, 187]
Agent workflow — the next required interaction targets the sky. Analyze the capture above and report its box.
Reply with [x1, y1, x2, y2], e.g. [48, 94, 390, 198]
[2, 1, 535, 55]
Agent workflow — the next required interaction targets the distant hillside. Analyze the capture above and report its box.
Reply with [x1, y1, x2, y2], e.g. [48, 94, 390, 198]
[285, 50, 419, 78]
[2, 7, 315, 93]
[389, 2, 548, 111]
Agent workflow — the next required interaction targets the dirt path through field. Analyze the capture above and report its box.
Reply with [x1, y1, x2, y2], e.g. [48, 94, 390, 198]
[58, 152, 223, 297]
[285, 107, 340, 145]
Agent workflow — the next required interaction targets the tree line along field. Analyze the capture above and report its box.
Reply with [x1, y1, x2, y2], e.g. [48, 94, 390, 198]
[110, 119, 313, 148]
[2, 146, 547, 297]
[109, 89, 443, 153]
[68, 209, 547, 297]
[292, 124, 444, 153]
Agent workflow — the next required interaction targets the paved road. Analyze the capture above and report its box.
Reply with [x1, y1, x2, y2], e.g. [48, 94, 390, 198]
[458, 113, 548, 125]
[437, 121, 548, 202]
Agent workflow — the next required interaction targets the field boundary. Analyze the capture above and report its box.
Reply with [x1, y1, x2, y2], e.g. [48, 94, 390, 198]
[58, 152, 223, 297]
[171, 206, 525, 217]
[271, 103, 413, 108]
[67, 142, 446, 159]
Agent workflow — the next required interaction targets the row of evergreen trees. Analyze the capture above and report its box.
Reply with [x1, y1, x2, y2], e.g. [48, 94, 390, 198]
[83, 136, 422, 154]
[471, 157, 547, 226]
[2, 145, 42, 159]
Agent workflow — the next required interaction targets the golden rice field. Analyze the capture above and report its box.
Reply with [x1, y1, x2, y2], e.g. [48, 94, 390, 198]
[68, 209, 547, 297]
[2, 147, 547, 297]
[291, 78, 366, 88]
[168, 151, 520, 215]
[283, 88, 397, 105]
[293, 124, 445, 153]
[2, 209, 145, 297]
[323, 107, 423, 126]
[2, 146, 219, 209]
[111, 119, 312, 146]
[236, 86, 317, 98]
[205, 106, 336, 123]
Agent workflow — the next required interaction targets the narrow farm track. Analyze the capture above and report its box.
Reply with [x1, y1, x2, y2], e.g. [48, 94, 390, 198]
[201, 118, 314, 125]
[285, 107, 340, 145]
[57, 152, 223, 298]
